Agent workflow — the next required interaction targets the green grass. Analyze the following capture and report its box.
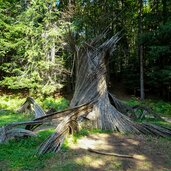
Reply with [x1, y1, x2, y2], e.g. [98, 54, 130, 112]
[135, 117, 171, 129]
[0, 111, 33, 127]
[0, 129, 55, 170]
[0, 94, 69, 112]
[71, 128, 113, 143]
[0, 95, 26, 111]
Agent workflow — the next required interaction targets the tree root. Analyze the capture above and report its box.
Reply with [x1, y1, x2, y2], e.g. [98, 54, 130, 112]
[109, 93, 164, 121]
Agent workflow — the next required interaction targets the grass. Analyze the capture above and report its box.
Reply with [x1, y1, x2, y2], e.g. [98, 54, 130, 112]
[72, 128, 113, 143]
[0, 94, 171, 170]
[135, 118, 171, 129]
[0, 129, 55, 171]
[0, 111, 33, 127]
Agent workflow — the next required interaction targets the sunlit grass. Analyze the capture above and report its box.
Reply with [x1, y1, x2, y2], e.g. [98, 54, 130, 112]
[0, 111, 33, 127]
[0, 129, 55, 170]
[0, 95, 25, 111]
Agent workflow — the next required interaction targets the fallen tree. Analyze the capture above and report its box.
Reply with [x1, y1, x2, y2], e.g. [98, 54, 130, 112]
[0, 33, 171, 155]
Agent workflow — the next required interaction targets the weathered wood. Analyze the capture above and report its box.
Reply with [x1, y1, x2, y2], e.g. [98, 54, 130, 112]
[17, 97, 46, 118]
[88, 148, 133, 158]
[0, 121, 41, 143]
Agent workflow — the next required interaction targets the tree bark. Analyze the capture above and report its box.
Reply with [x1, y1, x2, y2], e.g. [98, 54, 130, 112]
[138, 0, 145, 100]
[70, 35, 138, 131]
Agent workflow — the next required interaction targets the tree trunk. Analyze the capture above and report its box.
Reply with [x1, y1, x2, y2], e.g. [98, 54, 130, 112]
[70, 35, 138, 131]
[138, 0, 145, 100]
[140, 45, 144, 100]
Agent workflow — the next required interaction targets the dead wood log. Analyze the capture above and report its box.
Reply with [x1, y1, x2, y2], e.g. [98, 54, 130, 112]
[17, 97, 46, 118]
[0, 121, 42, 143]
[88, 148, 146, 161]
[88, 148, 133, 158]
[35, 33, 171, 154]
[132, 105, 165, 120]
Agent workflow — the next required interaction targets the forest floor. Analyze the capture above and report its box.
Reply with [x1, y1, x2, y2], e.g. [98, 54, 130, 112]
[38, 133, 171, 171]
[0, 94, 171, 171]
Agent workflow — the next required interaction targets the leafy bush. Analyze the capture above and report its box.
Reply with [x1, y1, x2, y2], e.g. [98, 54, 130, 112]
[0, 95, 26, 110]
[42, 97, 69, 111]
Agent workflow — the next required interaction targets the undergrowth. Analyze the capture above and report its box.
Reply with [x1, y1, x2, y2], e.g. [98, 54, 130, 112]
[0, 94, 69, 112]
[126, 97, 171, 117]
[135, 118, 171, 129]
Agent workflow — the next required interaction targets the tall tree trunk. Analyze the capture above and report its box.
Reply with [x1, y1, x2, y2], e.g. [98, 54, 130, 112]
[138, 0, 144, 100]
[70, 36, 133, 130]
[140, 45, 144, 100]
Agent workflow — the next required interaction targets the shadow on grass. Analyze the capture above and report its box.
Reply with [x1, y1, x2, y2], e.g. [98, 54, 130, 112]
[39, 130, 171, 171]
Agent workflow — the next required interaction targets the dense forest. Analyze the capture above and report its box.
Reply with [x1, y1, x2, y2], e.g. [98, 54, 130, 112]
[0, 0, 171, 100]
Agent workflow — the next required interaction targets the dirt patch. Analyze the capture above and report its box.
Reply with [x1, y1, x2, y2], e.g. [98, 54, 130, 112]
[41, 133, 171, 171]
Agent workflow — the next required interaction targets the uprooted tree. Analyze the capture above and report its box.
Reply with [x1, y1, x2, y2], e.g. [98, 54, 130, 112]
[0, 33, 171, 155]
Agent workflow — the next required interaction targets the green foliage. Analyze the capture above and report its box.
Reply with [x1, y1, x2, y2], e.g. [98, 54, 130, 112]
[0, 94, 69, 113]
[0, 95, 69, 170]
[140, 3, 171, 98]
[1, 0, 171, 100]
[143, 100, 171, 117]
[126, 97, 171, 117]
[42, 96, 69, 111]
[137, 118, 171, 130]
[73, 128, 113, 143]
[0, 95, 171, 170]
[0, 0, 71, 96]
[126, 97, 141, 106]
[0, 111, 32, 127]
[0, 95, 26, 111]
